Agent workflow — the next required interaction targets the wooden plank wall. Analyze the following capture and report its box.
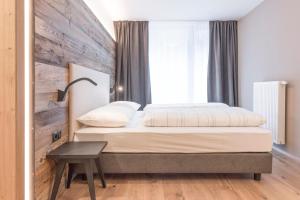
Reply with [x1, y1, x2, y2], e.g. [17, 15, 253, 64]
[34, 0, 116, 199]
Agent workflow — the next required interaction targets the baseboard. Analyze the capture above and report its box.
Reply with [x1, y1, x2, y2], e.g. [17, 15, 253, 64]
[272, 147, 300, 163]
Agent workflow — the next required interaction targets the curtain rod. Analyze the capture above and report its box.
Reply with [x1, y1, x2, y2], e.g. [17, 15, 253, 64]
[114, 20, 208, 22]
[114, 19, 237, 22]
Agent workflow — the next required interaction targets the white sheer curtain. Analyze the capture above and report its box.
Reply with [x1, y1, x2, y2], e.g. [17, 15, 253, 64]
[149, 21, 209, 104]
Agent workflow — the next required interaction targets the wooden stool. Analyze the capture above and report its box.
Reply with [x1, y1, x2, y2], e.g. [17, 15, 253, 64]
[47, 142, 107, 200]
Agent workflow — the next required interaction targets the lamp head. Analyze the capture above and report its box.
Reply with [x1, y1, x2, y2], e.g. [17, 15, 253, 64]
[116, 86, 123, 92]
[110, 85, 124, 94]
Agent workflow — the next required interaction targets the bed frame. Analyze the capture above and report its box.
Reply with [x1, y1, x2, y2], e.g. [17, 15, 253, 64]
[68, 64, 272, 180]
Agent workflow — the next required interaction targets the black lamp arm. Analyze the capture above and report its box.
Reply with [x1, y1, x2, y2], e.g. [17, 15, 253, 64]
[57, 77, 97, 102]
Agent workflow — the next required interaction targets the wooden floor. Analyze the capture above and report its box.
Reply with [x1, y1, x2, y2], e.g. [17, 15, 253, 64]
[59, 151, 300, 200]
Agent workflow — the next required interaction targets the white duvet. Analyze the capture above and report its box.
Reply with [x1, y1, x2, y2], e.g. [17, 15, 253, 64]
[144, 103, 229, 111]
[144, 106, 266, 127]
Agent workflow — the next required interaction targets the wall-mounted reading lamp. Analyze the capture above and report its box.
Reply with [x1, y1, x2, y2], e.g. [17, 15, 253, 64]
[110, 85, 124, 94]
[57, 77, 97, 102]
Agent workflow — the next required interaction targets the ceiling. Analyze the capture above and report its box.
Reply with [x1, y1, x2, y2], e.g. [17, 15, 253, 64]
[97, 0, 264, 21]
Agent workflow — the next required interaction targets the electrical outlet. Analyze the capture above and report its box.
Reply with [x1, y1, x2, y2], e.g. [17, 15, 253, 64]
[52, 130, 62, 143]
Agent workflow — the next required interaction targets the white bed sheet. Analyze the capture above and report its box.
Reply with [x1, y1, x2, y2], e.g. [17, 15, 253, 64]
[74, 112, 273, 153]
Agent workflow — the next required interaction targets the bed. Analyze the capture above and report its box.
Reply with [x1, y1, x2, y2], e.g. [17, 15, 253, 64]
[69, 63, 272, 180]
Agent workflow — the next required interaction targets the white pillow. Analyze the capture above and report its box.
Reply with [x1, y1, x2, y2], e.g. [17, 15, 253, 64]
[77, 102, 139, 127]
[110, 101, 141, 110]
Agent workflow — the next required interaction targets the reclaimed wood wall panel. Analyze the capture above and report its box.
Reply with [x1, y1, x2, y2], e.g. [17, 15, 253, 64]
[35, 62, 68, 113]
[34, 0, 116, 199]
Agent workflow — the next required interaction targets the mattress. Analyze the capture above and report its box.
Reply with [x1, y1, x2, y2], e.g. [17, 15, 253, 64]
[144, 106, 266, 127]
[74, 111, 273, 153]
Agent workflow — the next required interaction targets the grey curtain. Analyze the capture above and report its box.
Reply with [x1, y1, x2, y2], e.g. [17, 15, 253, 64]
[207, 21, 238, 106]
[114, 21, 151, 108]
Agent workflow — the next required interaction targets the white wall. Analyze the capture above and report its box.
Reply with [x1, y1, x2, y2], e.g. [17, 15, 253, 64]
[83, 0, 115, 40]
[239, 0, 300, 157]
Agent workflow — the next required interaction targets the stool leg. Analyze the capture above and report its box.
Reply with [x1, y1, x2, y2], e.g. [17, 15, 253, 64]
[84, 159, 96, 200]
[94, 158, 106, 188]
[65, 164, 75, 189]
[50, 161, 66, 200]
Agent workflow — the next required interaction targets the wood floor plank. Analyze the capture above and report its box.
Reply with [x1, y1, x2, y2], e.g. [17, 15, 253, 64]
[58, 151, 300, 200]
[180, 174, 215, 200]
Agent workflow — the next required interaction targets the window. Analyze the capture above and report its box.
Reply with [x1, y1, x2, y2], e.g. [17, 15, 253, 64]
[149, 21, 209, 104]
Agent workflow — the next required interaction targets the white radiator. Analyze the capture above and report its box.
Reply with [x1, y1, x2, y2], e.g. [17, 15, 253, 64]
[253, 81, 287, 144]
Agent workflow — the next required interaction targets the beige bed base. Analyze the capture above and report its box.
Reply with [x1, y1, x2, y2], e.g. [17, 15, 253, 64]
[100, 152, 272, 174]
[68, 64, 272, 180]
